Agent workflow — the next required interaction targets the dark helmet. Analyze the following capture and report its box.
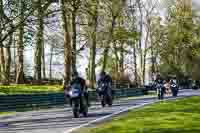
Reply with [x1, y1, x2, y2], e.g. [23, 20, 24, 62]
[156, 74, 161, 79]
[100, 71, 106, 76]
[72, 71, 79, 79]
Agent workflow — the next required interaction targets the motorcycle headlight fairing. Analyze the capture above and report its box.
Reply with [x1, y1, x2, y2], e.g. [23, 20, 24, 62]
[69, 89, 80, 98]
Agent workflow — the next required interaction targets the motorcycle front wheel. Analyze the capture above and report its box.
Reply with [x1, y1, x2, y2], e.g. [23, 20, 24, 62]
[172, 88, 178, 97]
[81, 96, 88, 117]
[157, 89, 163, 99]
[101, 95, 106, 107]
[107, 94, 113, 107]
[72, 98, 80, 118]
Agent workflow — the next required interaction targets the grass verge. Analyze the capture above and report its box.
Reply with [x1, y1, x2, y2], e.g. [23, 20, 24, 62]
[0, 84, 63, 95]
[82, 96, 200, 133]
[0, 112, 15, 116]
[120, 92, 156, 100]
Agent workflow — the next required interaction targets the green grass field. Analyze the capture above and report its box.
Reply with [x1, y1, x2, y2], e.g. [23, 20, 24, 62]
[0, 85, 63, 95]
[0, 111, 15, 116]
[84, 96, 200, 133]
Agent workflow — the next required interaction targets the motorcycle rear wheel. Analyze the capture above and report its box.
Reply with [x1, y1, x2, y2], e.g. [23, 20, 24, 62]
[101, 100, 105, 107]
[107, 96, 113, 106]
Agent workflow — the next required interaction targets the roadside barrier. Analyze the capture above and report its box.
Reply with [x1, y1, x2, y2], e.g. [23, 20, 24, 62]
[0, 88, 145, 111]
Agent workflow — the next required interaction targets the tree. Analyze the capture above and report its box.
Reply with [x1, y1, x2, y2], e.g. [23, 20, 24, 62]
[101, 0, 126, 72]
[128, 0, 138, 85]
[34, 0, 52, 81]
[71, 0, 82, 75]
[86, 0, 99, 89]
[142, 0, 157, 85]
[4, 33, 12, 84]
[16, 0, 25, 84]
[112, 25, 138, 81]
[0, 0, 13, 85]
[0, 0, 5, 83]
[149, 16, 164, 80]
[61, 0, 72, 86]
[136, 0, 143, 85]
[158, 1, 194, 80]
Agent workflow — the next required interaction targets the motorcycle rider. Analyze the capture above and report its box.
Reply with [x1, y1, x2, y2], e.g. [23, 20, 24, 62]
[97, 71, 113, 97]
[164, 77, 172, 95]
[154, 74, 165, 96]
[65, 71, 89, 106]
[155, 74, 164, 84]
[170, 77, 179, 96]
[170, 77, 177, 85]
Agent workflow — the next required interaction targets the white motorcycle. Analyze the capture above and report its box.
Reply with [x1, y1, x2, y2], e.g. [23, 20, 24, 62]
[68, 84, 88, 118]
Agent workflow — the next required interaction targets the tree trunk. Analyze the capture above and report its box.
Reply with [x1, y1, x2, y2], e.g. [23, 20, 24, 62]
[129, 0, 138, 85]
[49, 45, 54, 80]
[0, 0, 2, 82]
[61, 0, 72, 86]
[88, 39, 96, 89]
[13, 34, 17, 78]
[0, 0, 6, 84]
[0, 35, 3, 83]
[151, 47, 155, 80]
[133, 42, 138, 85]
[142, 49, 146, 85]
[142, 23, 150, 85]
[34, 0, 44, 81]
[150, 27, 155, 81]
[137, 0, 143, 85]
[4, 34, 12, 85]
[42, 42, 46, 79]
[119, 42, 124, 76]
[87, 61, 90, 80]
[0, 47, 6, 84]
[88, 0, 98, 89]
[113, 41, 120, 80]
[0, 49, 1, 82]
[16, 0, 24, 84]
[72, 10, 77, 75]
[101, 16, 116, 72]
[102, 48, 109, 72]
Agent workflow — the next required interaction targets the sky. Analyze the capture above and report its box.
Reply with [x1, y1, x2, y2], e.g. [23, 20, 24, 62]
[192, 0, 200, 15]
[158, 0, 200, 12]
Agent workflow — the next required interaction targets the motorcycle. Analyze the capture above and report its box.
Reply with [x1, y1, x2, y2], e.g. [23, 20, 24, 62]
[97, 82, 113, 107]
[171, 83, 179, 97]
[156, 83, 164, 99]
[68, 84, 88, 118]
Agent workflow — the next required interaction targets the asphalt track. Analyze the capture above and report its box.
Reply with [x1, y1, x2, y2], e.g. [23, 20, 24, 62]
[0, 89, 200, 133]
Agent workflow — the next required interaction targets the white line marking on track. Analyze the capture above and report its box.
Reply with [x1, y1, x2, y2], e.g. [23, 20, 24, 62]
[63, 101, 155, 133]
[64, 92, 199, 133]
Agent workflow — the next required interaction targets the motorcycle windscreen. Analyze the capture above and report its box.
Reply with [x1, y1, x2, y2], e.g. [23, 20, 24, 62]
[71, 83, 81, 90]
